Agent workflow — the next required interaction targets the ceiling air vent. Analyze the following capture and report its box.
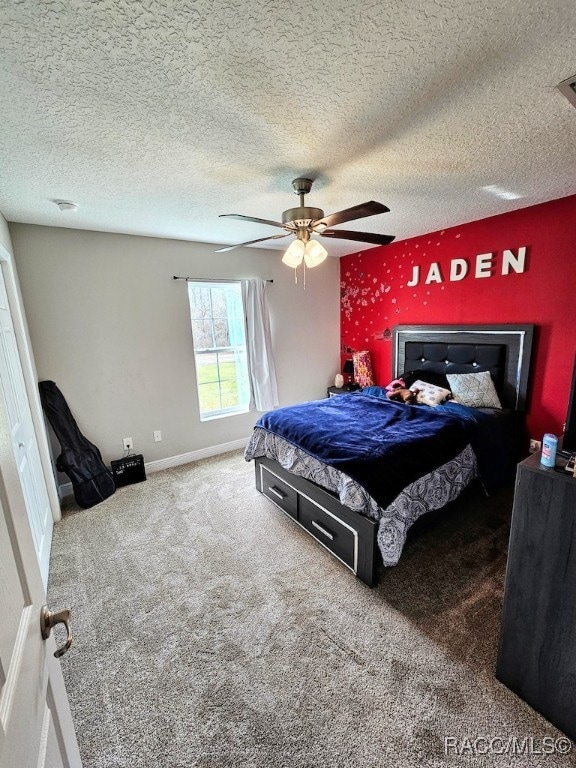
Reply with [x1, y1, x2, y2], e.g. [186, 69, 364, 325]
[557, 73, 576, 109]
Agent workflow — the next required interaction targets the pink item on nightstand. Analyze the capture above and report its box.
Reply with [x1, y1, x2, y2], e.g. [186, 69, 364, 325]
[352, 350, 375, 388]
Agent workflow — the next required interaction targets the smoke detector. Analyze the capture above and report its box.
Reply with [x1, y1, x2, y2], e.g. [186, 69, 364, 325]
[54, 200, 78, 212]
[557, 73, 576, 109]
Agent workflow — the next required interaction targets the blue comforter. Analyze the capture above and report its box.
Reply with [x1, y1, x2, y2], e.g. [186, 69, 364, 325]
[254, 392, 475, 509]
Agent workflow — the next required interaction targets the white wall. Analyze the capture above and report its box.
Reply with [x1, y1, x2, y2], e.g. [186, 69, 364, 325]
[10, 224, 340, 466]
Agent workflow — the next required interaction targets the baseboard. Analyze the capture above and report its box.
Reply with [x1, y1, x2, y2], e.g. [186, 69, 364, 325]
[145, 437, 248, 474]
[58, 437, 249, 499]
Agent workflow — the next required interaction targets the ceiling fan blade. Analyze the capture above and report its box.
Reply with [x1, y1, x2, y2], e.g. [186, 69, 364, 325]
[314, 201, 390, 229]
[215, 233, 291, 252]
[219, 213, 286, 229]
[320, 229, 395, 246]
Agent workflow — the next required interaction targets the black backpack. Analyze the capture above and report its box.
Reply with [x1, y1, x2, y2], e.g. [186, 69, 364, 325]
[38, 380, 116, 509]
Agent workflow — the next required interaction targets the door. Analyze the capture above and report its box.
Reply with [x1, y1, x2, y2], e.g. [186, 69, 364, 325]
[0, 389, 82, 767]
[0, 263, 53, 586]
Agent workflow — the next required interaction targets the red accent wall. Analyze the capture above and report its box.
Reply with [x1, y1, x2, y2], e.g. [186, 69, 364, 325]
[340, 194, 576, 444]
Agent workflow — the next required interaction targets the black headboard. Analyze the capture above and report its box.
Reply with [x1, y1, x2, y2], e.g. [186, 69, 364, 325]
[393, 324, 534, 411]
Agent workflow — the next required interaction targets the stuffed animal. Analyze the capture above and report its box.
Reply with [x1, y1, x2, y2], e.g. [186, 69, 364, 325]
[386, 386, 419, 404]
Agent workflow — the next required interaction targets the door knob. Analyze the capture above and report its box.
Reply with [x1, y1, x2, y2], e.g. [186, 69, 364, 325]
[40, 605, 73, 658]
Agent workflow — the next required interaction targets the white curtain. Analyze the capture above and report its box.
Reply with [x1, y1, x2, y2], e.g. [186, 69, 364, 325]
[241, 279, 279, 411]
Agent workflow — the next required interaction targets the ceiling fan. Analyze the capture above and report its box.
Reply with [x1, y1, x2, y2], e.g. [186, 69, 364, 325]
[216, 178, 395, 268]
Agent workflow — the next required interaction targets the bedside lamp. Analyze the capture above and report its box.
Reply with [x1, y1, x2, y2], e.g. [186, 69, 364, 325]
[343, 359, 354, 387]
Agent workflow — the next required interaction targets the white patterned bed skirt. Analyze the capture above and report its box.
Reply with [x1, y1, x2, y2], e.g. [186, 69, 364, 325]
[245, 428, 478, 567]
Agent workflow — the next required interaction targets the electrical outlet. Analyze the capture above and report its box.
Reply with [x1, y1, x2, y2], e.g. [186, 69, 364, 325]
[529, 438, 541, 453]
[123, 437, 133, 451]
[153, 430, 162, 442]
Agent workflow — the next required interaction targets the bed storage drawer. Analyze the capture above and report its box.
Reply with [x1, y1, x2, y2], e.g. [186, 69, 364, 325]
[260, 466, 298, 519]
[299, 496, 356, 569]
[254, 458, 376, 586]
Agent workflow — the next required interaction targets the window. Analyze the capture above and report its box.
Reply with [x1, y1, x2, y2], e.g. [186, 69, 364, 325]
[187, 281, 250, 420]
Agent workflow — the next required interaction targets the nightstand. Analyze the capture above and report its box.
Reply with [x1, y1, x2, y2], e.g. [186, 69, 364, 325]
[327, 386, 358, 397]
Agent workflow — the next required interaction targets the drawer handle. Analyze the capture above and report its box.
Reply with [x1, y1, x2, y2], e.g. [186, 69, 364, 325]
[268, 485, 287, 500]
[311, 520, 334, 541]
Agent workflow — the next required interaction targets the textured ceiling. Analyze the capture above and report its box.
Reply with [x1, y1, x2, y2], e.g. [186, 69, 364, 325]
[1, 0, 576, 257]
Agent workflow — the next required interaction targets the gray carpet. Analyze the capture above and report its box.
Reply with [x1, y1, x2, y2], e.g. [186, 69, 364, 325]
[48, 450, 575, 768]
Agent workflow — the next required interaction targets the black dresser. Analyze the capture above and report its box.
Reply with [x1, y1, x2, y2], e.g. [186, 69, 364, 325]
[496, 451, 576, 740]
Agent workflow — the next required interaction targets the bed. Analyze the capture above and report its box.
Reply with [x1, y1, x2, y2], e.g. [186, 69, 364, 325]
[245, 324, 534, 586]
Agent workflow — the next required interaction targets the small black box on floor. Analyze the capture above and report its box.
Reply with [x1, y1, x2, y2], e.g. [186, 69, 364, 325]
[111, 454, 146, 487]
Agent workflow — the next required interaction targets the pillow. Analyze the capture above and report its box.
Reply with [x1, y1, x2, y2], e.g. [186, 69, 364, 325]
[384, 378, 406, 392]
[446, 371, 502, 409]
[402, 369, 451, 390]
[410, 379, 452, 407]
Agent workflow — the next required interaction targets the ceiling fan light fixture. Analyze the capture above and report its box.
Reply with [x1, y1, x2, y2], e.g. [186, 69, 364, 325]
[282, 239, 305, 267]
[303, 239, 328, 267]
[217, 177, 394, 256]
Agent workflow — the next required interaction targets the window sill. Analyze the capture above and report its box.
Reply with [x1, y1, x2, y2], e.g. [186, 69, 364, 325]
[200, 407, 250, 422]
